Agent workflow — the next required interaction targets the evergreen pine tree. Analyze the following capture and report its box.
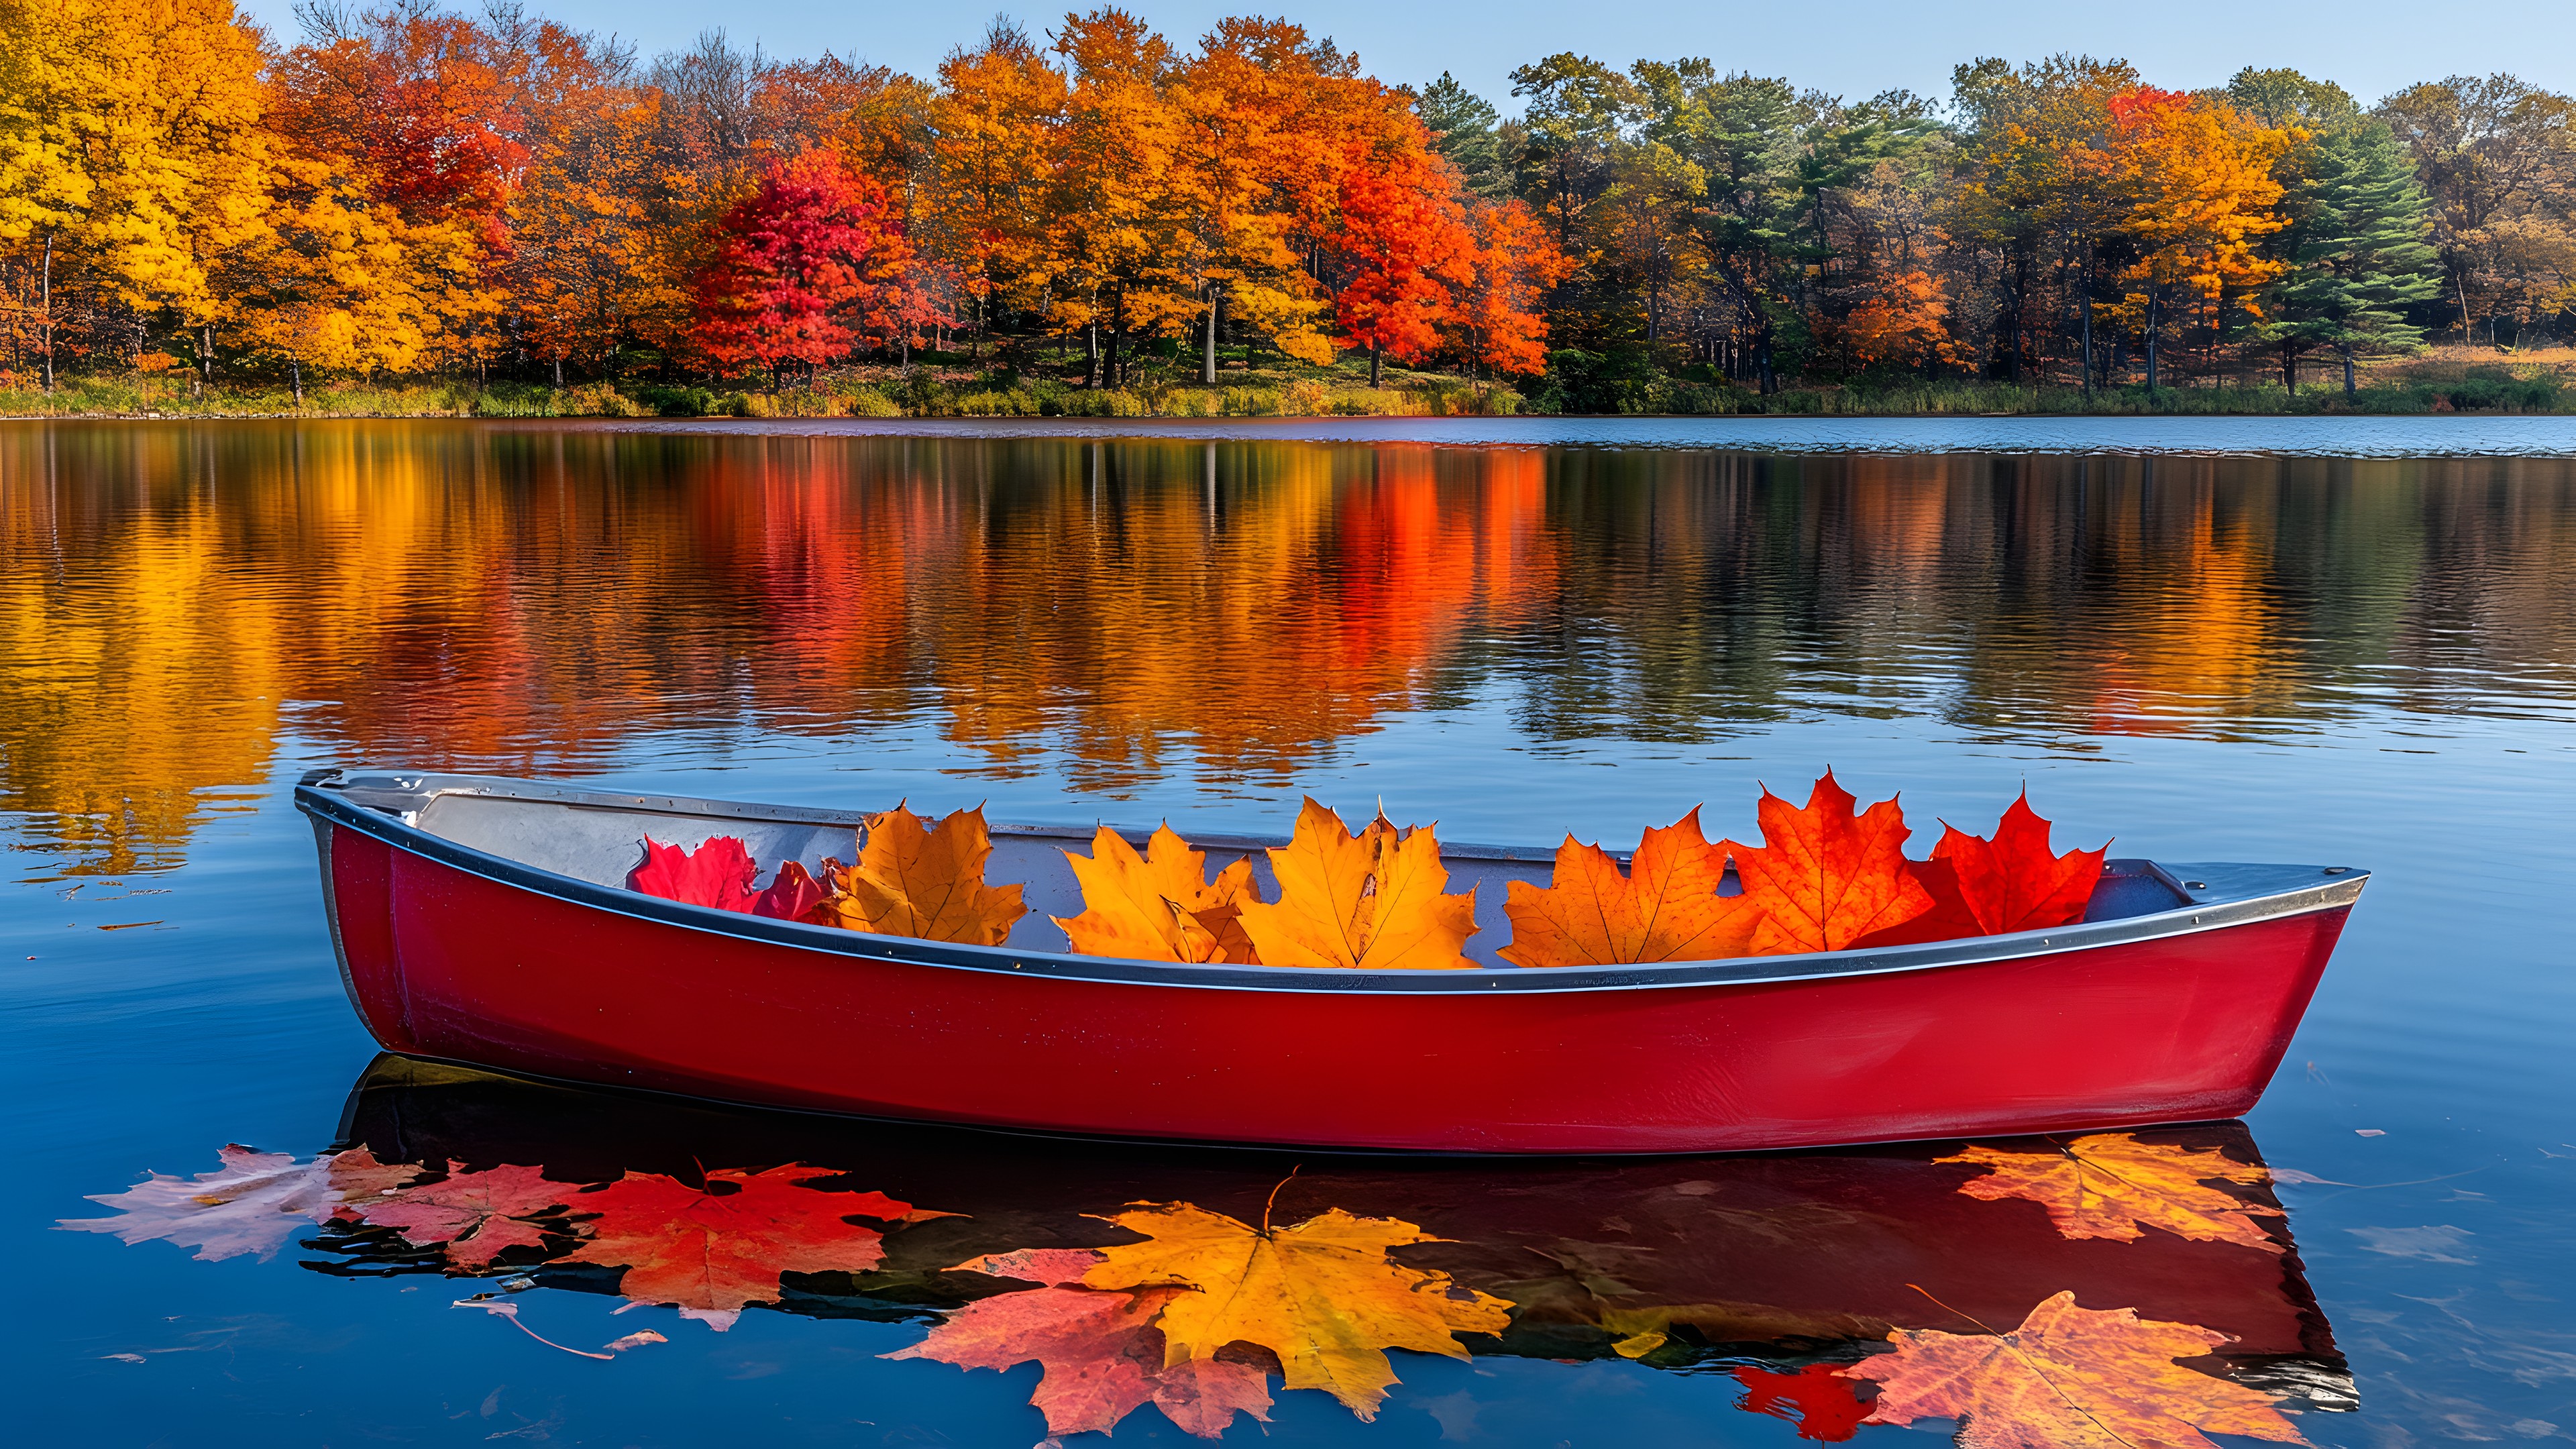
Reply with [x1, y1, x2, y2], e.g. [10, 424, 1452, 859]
[1417, 72, 1511, 197]
[2270, 122, 2441, 397]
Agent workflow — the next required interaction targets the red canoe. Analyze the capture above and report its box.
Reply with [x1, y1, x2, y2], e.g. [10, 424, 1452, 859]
[296, 769, 2367, 1154]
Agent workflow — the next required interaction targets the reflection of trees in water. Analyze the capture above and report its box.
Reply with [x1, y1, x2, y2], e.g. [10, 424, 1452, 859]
[6, 424, 2575, 872]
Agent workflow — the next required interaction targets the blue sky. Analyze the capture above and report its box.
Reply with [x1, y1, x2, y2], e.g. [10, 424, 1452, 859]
[238, 0, 2575, 113]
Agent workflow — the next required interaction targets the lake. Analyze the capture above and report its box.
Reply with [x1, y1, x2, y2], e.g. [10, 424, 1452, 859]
[6, 418, 2574, 1447]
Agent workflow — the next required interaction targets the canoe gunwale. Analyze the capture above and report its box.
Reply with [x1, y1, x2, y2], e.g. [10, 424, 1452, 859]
[294, 769, 2369, 997]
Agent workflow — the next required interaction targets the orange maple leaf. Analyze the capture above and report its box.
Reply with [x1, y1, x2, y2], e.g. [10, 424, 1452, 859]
[1499, 808, 1762, 967]
[1941, 1134, 2285, 1254]
[823, 802, 1028, 945]
[1081, 1200, 1513, 1420]
[1839, 1291, 2308, 1448]
[888, 1247, 1273, 1440]
[1930, 792, 2108, 934]
[1233, 799, 1479, 970]
[1723, 772, 1933, 955]
[561, 1165, 923, 1329]
[1054, 824, 1263, 964]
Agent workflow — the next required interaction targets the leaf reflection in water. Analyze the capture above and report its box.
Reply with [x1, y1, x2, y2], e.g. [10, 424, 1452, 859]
[57, 1056, 2355, 1440]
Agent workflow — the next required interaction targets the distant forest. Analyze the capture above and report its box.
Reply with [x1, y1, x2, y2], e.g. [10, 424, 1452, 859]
[5, 0, 2569, 408]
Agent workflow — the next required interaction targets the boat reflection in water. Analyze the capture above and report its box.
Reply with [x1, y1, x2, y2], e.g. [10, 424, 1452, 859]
[70, 1055, 2354, 1443]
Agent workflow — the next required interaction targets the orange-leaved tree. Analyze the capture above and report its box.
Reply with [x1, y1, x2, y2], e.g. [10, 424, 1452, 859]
[2106, 86, 2288, 389]
[1331, 120, 1476, 387]
[1448, 199, 1569, 386]
[689, 150, 903, 388]
[925, 19, 1067, 356]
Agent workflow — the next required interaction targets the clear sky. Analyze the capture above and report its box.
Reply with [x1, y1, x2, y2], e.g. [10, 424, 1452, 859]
[237, 0, 2576, 113]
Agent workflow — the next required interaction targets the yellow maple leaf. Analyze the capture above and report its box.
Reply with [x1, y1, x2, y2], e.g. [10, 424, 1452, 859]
[1053, 825, 1263, 963]
[1499, 808, 1764, 967]
[1080, 1201, 1512, 1419]
[1840, 1291, 2308, 1448]
[1941, 1134, 2284, 1253]
[824, 802, 1028, 946]
[1232, 798, 1478, 970]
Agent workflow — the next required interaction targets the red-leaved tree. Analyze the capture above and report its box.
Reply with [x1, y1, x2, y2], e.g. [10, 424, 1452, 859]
[691, 151, 902, 387]
[1450, 199, 1569, 386]
[1332, 126, 1477, 387]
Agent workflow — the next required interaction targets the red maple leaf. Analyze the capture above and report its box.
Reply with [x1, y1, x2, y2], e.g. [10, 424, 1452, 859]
[887, 1273, 1273, 1440]
[1723, 772, 1934, 954]
[1735, 1364, 1870, 1442]
[350, 1161, 575, 1267]
[1930, 792, 2108, 934]
[628, 837, 761, 912]
[560, 1165, 922, 1328]
[752, 859, 834, 922]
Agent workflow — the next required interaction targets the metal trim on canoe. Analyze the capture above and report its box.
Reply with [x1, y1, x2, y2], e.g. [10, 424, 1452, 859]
[294, 768, 2369, 997]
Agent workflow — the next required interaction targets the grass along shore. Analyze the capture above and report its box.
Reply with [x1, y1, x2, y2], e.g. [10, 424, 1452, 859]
[6, 347, 2572, 421]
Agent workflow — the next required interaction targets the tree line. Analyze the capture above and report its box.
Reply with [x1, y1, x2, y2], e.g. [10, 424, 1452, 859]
[2, 0, 2565, 405]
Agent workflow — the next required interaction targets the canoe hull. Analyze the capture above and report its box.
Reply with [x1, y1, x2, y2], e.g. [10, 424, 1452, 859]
[313, 816, 2349, 1155]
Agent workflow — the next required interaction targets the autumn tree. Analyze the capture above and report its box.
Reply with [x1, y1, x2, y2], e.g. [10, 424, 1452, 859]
[502, 15, 656, 382]
[1448, 197, 1568, 384]
[924, 18, 1065, 357]
[270, 0, 536, 374]
[1330, 121, 1474, 386]
[2106, 87, 2286, 390]
[0, 0, 270, 388]
[690, 149, 900, 388]
[2375, 74, 2576, 344]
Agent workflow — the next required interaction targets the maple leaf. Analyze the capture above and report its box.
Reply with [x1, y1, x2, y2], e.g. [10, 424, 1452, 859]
[1930, 792, 2108, 935]
[1735, 1364, 1870, 1443]
[560, 1165, 922, 1329]
[751, 859, 834, 923]
[1941, 1135, 2285, 1254]
[629, 837, 761, 912]
[1499, 808, 1763, 967]
[823, 803, 1028, 945]
[60, 1146, 418, 1263]
[887, 1281, 1274, 1439]
[350, 1161, 578, 1267]
[1722, 772, 1934, 955]
[1233, 800, 1479, 971]
[955, 1246, 1122, 1286]
[1081, 1201, 1512, 1419]
[1851, 856, 1984, 949]
[1054, 825, 1264, 964]
[1839, 1291, 2308, 1448]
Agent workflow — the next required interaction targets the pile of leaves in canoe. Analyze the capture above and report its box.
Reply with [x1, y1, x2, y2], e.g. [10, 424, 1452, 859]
[629, 770, 2107, 968]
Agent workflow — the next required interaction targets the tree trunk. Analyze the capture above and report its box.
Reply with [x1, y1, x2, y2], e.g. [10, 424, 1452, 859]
[1201, 289, 1217, 385]
[39, 230, 54, 393]
[2281, 341, 2296, 396]
[2080, 251, 2096, 405]
[2342, 346, 2357, 399]
[2145, 288, 2160, 392]
[290, 357, 303, 407]
[196, 323, 212, 400]
[1110, 294, 1126, 387]
[553, 356, 564, 388]
[1084, 324, 1099, 388]
[1370, 339, 1381, 388]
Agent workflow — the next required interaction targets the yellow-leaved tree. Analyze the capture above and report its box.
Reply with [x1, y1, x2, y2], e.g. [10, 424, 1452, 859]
[0, 0, 270, 388]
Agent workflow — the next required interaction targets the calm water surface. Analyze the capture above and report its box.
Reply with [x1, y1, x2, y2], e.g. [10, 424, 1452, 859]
[5, 420, 2574, 1446]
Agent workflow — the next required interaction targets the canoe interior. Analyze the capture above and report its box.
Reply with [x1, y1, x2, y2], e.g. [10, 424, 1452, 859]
[407, 786, 2193, 969]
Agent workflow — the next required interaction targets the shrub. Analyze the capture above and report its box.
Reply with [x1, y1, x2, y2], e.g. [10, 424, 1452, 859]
[558, 382, 647, 417]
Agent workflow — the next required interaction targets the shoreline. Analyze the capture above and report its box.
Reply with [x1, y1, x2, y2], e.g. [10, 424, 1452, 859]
[15, 411, 2576, 458]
